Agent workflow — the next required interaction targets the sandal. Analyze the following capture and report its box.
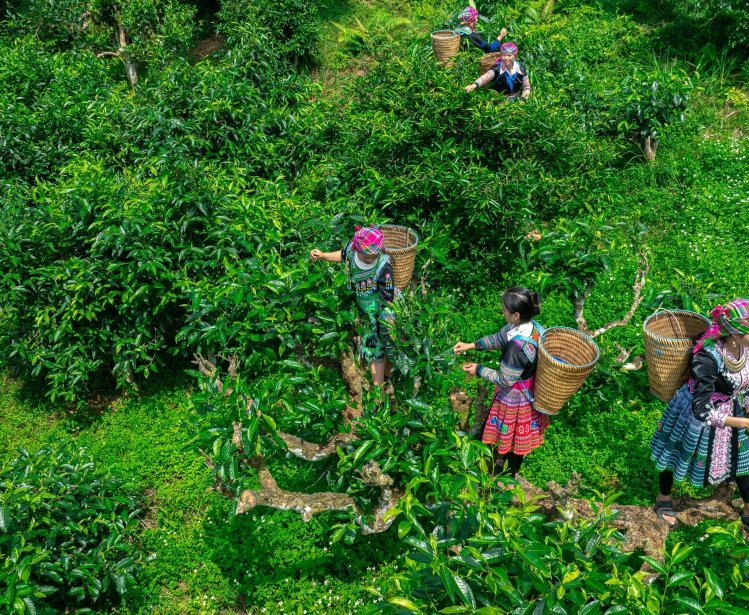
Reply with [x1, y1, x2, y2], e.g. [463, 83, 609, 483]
[654, 499, 679, 529]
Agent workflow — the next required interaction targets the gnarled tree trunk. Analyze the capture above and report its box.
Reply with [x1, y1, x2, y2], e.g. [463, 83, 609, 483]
[643, 135, 658, 162]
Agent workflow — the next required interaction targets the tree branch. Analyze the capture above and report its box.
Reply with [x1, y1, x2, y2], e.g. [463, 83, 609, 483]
[199, 349, 392, 530]
[226, 353, 239, 378]
[614, 342, 644, 371]
[419, 256, 433, 297]
[341, 348, 364, 421]
[643, 135, 658, 162]
[575, 255, 649, 338]
[236, 458, 400, 532]
[356, 460, 402, 534]
[192, 352, 225, 394]
[450, 387, 471, 431]
[115, 21, 138, 87]
[277, 431, 358, 461]
[573, 285, 593, 334]
[517, 474, 740, 560]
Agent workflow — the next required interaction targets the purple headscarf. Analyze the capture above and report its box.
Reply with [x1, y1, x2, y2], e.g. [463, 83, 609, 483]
[351, 226, 384, 255]
[693, 299, 749, 353]
[458, 7, 478, 31]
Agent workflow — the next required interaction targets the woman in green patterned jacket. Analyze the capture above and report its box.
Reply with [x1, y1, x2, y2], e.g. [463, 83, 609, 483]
[310, 226, 395, 386]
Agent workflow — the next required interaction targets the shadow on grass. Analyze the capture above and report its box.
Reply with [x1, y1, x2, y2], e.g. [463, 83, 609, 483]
[13, 353, 195, 430]
[319, 0, 357, 24]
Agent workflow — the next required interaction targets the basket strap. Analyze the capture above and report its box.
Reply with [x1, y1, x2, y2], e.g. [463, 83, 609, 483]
[514, 322, 546, 406]
[512, 334, 537, 347]
[375, 254, 391, 277]
[508, 333, 538, 405]
[532, 320, 546, 337]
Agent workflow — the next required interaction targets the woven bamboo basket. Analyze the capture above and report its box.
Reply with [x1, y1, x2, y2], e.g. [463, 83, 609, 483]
[643, 310, 710, 402]
[380, 225, 418, 291]
[534, 327, 600, 415]
[479, 52, 501, 74]
[431, 30, 461, 63]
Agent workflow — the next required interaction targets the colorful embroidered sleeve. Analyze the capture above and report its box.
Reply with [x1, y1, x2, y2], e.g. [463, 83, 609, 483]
[476, 362, 523, 387]
[377, 260, 395, 304]
[474, 325, 510, 351]
[520, 68, 531, 97]
[690, 350, 723, 426]
[476, 341, 530, 387]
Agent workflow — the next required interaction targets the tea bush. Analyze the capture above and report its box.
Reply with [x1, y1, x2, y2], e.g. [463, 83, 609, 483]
[0, 0, 697, 403]
[369, 501, 749, 613]
[0, 444, 141, 613]
[218, 0, 323, 62]
[616, 62, 692, 161]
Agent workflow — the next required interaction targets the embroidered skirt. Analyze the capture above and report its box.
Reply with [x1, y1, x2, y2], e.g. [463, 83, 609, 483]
[482, 382, 549, 456]
[650, 383, 749, 487]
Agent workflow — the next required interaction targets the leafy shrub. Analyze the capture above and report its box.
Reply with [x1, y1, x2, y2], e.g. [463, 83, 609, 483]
[0, 75, 334, 402]
[368, 487, 749, 613]
[6, 0, 92, 46]
[630, 0, 749, 58]
[218, 0, 323, 62]
[0, 38, 118, 182]
[616, 62, 692, 161]
[0, 443, 142, 613]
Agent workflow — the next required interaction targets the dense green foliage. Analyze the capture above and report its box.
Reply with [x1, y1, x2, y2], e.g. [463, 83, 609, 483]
[374, 506, 749, 613]
[1, 0, 749, 611]
[2, 0, 747, 402]
[0, 444, 141, 613]
[8, 0, 196, 65]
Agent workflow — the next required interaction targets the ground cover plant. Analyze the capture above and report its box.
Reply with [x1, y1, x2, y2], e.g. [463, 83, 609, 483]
[1, 0, 749, 611]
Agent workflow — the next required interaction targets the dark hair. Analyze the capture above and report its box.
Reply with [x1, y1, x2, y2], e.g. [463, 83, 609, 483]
[502, 287, 541, 322]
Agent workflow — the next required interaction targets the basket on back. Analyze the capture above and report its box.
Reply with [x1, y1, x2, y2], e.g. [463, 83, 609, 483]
[479, 52, 501, 74]
[431, 30, 461, 63]
[534, 327, 600, 415]
[643, 310, 710, 402]
[381, 225, 418, 291]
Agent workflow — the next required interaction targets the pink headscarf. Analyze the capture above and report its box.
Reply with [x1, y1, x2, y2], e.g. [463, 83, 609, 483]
[351, 225, 384, 255]
[500, 42, 519, 55]
[693, 299, 749, 353]
[458, 7, 478, 32]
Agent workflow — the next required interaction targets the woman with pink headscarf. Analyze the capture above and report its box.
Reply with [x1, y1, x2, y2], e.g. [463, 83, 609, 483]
[310, 226, 395, 386]
[454, 6, 507, 52]
[650, 299, 749, 530]
[464, 41, 531, 100]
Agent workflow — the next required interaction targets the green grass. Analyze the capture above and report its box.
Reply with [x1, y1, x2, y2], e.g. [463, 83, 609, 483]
[0, 374, 67, 463]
